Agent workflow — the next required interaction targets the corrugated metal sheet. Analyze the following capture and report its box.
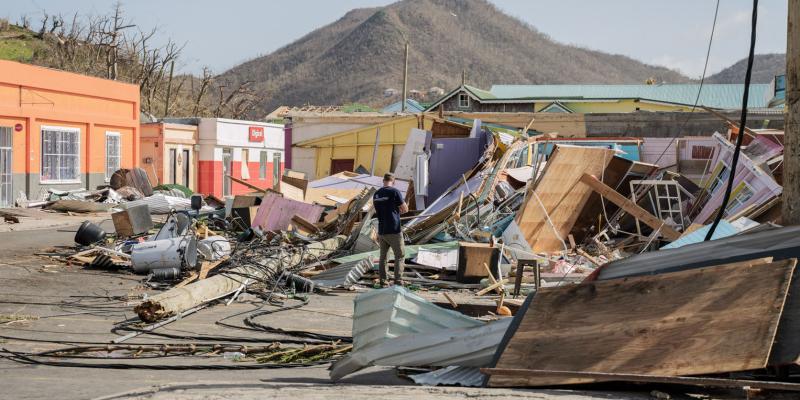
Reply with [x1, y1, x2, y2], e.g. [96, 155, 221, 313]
[597, 225, 800, 281]
[349, 286, 483, 352]
[310, 258, 372, 289]
[331, 241, 459, 265]
[410, 366, 485, 387]
[381, 99, 426, 113]
[489, 84, 771, 109]
[660, 220, 739, 250]
[330, 318, 511, 381]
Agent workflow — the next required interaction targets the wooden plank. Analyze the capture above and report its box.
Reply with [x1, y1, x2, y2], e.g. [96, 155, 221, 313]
[575, 248, 602, 267]
[175, 272, 198, 288]
[579, 173, 681, 241]
[482, 368, 800, 392]
[476, 279, 508, 296]
[291, 214, 320, 234]
[442, 292, 458, 308]
[488, 259, 796, 387]
[198, 256, 229, 280]
[226, 174, 268, 193]
[517, 146, 616, 253]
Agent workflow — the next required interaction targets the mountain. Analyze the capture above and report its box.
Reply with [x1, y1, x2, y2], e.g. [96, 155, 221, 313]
[705, 53, 785, 84]
[219, 0, 690, 117]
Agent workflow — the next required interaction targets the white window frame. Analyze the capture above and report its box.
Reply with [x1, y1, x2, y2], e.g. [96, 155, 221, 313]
[40, 125, 81, 184]
[105, 131, 121, 182]
[458, 93, 470, 108]
[707, 161, 730, 194]
[724, 183, 756, 217]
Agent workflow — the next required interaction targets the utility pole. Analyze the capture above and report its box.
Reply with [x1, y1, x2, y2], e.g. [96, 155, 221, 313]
[402, 42, 409, 113]
[783, 0, 800, 224]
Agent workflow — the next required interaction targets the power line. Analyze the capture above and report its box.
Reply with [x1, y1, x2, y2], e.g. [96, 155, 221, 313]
[704, 0, 760, 241]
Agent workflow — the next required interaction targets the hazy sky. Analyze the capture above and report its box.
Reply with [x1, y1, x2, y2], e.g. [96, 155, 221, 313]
[3, 0, 789, 78]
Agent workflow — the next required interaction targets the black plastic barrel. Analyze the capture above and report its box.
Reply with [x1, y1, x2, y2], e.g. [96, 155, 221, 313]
[74, 221, 107, 246]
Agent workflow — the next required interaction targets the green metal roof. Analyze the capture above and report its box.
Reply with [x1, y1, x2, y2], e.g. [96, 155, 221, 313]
[463, 84, 496, 100]
[488, 83, 771, 109]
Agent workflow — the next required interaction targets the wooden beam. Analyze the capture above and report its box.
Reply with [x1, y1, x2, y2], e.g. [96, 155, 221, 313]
[481, 368, 800, 392]
[477, 279, 508, 296]
[198, 256, 230, 280]
[291, 214, 320, 234]
[579, 173, 681, 241]
[442, 292, 458, 308]
[226, 175, 268, 193]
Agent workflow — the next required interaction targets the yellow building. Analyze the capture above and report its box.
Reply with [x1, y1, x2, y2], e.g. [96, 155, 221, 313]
[294, 116, 433, 179]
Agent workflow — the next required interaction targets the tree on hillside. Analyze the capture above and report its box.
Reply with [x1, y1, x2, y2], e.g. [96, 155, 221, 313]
[19, 2, 260, 119]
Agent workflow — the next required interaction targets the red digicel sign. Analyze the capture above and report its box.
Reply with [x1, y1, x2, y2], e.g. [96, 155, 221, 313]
[248, 126, 264, 142]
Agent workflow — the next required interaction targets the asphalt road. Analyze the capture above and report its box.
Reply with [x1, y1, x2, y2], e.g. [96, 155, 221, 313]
[0, 221, 771, 400]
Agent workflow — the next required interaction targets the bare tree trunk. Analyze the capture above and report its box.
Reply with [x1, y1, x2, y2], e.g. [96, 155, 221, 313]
[163, 60, 175, 117]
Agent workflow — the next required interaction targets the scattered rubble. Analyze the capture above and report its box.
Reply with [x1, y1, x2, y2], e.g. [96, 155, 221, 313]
[12, 120, 800, 397]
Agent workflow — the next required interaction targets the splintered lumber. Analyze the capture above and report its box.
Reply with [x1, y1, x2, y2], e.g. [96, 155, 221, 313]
[481, 368, 800, 392]
[579, 173, 681, 241]
[517, 146, 616, 253]
[134, 236, 345, 322]
[198, 256, 230, 280]
[488, 259, 796, 388]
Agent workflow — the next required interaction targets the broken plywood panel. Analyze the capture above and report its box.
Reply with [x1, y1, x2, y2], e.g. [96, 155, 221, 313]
[252, 193, 324, 232]
[489, 259, 795, 387]
[517, 145, 615, 253]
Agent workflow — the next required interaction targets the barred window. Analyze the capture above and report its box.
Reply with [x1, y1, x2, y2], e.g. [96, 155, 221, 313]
[41, 126, 80, 183]
[106, 132, 121, 181]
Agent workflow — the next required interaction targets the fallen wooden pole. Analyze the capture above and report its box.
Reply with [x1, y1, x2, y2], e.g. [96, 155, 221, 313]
[134, 235, 346, 322]
[579, 173, 681, 241]
[481, 368, 800, 392]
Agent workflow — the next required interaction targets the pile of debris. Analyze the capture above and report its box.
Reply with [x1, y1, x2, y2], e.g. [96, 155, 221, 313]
[28, 119, 800, 395]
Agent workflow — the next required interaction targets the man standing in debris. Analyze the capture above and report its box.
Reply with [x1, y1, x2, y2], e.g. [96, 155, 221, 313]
[374, 173, 408, 286]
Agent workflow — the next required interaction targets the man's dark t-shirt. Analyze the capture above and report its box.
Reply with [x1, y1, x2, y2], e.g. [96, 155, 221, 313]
[373, 186, 404, 235]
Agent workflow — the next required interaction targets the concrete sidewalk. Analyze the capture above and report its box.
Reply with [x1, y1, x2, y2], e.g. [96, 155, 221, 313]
[0, 207, 111, 233]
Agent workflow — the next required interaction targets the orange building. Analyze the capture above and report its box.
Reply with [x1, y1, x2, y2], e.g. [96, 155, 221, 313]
[139, 122, 199, 191]
[0, 60, 139, 207]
